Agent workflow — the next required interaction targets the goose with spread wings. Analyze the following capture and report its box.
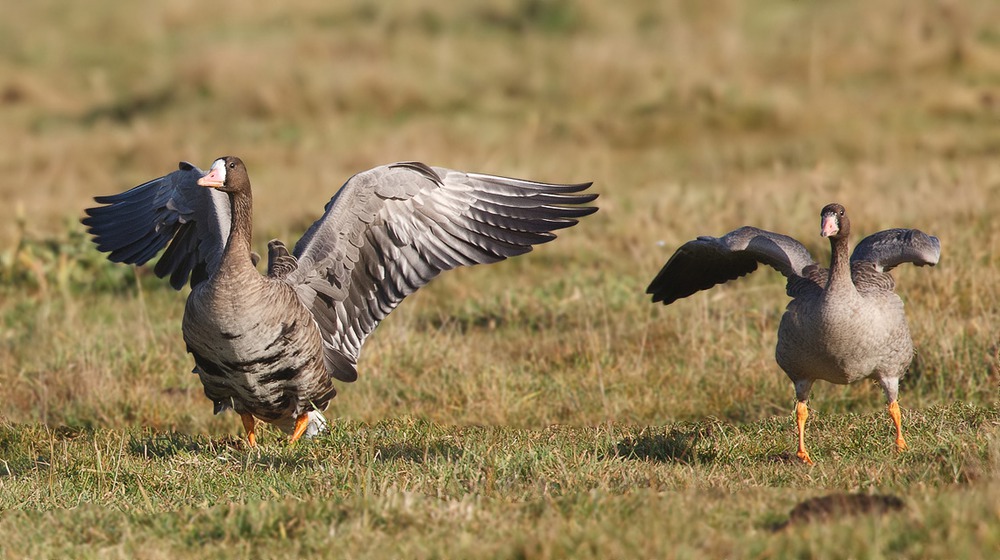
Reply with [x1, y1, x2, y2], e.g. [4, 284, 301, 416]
[647, 204, 940, 464]
[84, 157, 597, 445]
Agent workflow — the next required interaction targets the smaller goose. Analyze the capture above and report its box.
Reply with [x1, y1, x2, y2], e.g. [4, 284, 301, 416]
[84, 157, 596, 445]
[647, 204, 940, 464]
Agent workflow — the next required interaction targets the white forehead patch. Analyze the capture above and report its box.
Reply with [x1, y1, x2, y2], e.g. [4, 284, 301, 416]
[211, 158, 227, 182]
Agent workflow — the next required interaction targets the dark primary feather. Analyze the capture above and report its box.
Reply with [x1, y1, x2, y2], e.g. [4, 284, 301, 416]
[283, 162, 597, 382]
[647, 226, 818, 305]
[82, 162, 231, 289]
[851, 228, 941, 272]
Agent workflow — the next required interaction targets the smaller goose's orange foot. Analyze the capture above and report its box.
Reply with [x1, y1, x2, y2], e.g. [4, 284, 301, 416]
[288, 413, 311, 445]
[240, 413, 257, 448]
[796, 449, 814, 465]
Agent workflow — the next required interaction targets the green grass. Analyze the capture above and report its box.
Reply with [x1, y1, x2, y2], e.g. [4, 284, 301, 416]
[1, 405, 998, 558]
[2, 0, 1000, 557]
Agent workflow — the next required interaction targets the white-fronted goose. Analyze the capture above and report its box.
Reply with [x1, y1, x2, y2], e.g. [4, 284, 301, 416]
[84, 157, 596, 445]
[647, 204, 940, 464]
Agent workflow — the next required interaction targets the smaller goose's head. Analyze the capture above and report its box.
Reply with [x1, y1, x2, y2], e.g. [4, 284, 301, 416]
[820, 203, 849, 239]
[197, 156, 249, 194]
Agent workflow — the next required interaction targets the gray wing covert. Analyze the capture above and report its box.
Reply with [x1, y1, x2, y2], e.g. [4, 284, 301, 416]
[284, 162, 597, 382]
[851, 228, 941, 272]
[849, 228, 939, 294]
[82, 162, 231, 289]
[266, 240, 298, 279]
[850, 261, 896, 294]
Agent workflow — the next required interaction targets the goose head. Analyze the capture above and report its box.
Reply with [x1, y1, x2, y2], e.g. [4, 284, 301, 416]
[820, 203, 849, 239]
[197, 156, 250, 194]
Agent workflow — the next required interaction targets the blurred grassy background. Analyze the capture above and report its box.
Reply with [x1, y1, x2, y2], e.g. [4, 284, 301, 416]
[2, 1, 1000, 557]
[3, 0, 997, 431]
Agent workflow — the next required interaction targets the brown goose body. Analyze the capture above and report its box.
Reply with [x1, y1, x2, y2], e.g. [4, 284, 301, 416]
[179, 166, 334, 435]
[647, 203, 940, 464]
[777, 285, 912, 388]
[84, 156, 597, 444]
[182, 257, 335, 432]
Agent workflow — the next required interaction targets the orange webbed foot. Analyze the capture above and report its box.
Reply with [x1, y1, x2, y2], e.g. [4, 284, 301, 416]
[288, 413, 311, 445]
[796, 451, 814, 465]
[240, 413, 257, 448]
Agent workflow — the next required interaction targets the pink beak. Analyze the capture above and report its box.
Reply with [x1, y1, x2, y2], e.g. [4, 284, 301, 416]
[197, 166, 225, 188]
[820, 215, 839, 237]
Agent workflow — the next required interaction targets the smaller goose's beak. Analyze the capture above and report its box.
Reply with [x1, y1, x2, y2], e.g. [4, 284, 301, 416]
[197, 164, 225, 188]
[820, 214, 839, 237]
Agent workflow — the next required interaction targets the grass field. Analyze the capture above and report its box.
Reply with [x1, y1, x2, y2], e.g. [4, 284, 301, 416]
[1, 0, 999, 557]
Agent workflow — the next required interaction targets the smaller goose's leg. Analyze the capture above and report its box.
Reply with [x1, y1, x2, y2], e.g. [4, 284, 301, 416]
[240, 413, 257, 447]
[878, 376, 907, 451]
[888, 401, 907, 451]
[793, 379, 815, 465]
[288, 413, 312, 445]
[795, 402, 813, 465]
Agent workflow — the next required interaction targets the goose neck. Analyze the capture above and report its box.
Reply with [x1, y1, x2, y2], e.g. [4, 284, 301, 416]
[826, 234, 853, 292]
[221, 189, 255, 270]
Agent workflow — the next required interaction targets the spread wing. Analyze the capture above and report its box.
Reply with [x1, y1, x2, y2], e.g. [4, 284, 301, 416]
[647, 226, 819, 305]
[851, 228, 941, 272]
[283, 162, 597, 382]
[82, 162, 231, 289]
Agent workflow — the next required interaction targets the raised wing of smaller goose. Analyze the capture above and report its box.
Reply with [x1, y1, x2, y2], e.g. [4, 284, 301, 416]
[82, 162, 231, 289]
[647, 226, 818, 305]
[851, 228, 941, 272]
[284, 162, 597, 382]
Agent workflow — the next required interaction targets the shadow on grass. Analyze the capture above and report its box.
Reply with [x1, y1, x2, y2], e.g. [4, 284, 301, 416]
[128, 433, 208, 459]
[128, 433, 323, 469]
[245, 452, 323, 470]
[0, 456, 50, 478]
[375, 440, 465, 463]
[610, 424, 718, 464]
[0, 423, 72, 477]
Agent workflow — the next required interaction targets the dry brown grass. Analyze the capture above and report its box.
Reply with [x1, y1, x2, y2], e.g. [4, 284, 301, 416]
[1, 1, 999, 556]
[2, 0, 999, 429]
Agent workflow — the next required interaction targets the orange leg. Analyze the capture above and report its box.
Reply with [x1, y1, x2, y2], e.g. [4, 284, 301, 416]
[795, 401, 814, 465]
[240, 413, 257, 447]
[288, 413, 311, 445]
[888, 401, 907, 451]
